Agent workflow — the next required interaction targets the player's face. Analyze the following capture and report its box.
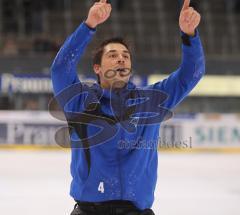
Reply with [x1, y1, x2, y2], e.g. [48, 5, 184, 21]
[94, 43, 132, 89]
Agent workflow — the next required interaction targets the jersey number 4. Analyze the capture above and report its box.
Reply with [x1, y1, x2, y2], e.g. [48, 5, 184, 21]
[98, 182, 104, 193]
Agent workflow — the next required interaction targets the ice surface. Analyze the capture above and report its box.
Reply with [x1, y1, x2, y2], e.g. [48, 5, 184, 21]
[0, 150, 240, 215]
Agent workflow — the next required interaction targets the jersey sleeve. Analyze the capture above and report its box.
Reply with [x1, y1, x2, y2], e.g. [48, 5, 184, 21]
[148, 30, 205, 109]
[51, 22, 96, 111]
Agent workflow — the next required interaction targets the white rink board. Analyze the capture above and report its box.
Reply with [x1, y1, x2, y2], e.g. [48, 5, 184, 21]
[160, 113, 240, 148]
[0, 111, 240, 148]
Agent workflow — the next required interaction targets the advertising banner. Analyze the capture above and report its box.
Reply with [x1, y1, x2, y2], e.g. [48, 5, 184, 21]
[0, 73, 147, 94]
[0, 111, 240, 149]
[0, 111, 66, 145]
[160, 114, 240, 148]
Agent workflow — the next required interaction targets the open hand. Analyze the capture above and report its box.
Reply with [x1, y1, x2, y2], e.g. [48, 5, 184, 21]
[85, 0, 112, 28]
[179, 0, 201, 36]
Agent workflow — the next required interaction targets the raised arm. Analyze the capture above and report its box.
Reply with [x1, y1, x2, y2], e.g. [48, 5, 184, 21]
[150, 0, 205, 109]
[51, 0, 112, 96]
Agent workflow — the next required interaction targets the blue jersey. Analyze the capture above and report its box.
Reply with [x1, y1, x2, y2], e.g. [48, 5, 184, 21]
[51, 22, 205, 210]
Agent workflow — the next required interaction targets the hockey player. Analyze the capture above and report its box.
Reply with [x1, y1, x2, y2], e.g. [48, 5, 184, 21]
[51, 0, 205, 214]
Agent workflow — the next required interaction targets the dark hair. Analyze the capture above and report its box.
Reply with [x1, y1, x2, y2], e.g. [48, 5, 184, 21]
[92, 37, 131, 84]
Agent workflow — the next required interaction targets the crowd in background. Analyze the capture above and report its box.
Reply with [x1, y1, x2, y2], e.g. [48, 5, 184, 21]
[0, 0, 240, 56]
